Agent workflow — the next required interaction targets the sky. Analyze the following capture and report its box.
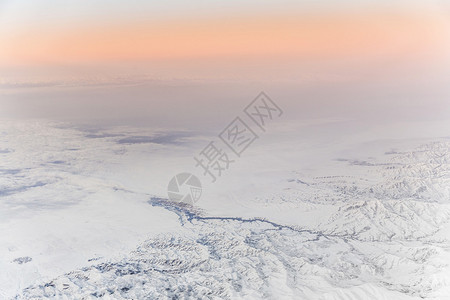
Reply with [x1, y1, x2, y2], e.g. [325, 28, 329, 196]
[0, 0, 449, 129]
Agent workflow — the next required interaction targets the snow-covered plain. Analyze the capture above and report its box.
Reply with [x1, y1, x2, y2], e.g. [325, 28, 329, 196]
[1, 119, 450, 299]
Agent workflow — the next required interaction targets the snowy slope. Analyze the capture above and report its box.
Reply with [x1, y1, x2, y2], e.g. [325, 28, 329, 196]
[1, 120, 449, 299]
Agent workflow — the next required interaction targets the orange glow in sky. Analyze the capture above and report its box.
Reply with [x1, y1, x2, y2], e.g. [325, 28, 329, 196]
[1, 9, 449, 67]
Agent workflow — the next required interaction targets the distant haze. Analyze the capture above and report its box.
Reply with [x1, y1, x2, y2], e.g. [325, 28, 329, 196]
[0, 0, 449, 131]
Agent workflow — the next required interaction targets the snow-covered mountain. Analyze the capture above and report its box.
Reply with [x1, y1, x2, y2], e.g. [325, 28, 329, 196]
[1, 120, 449, 299]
